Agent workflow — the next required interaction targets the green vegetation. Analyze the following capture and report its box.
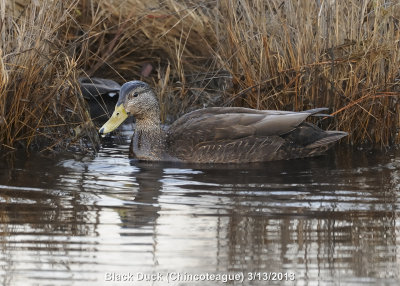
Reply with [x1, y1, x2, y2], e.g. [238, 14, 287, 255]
[1, 0, 399, 152]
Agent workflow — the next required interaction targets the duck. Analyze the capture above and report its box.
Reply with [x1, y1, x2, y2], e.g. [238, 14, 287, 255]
[99, 80, 347, 163]
[78, 77, 121, 122]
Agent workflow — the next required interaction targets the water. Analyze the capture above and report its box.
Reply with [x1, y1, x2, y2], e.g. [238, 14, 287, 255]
[0, 127, 399, 285]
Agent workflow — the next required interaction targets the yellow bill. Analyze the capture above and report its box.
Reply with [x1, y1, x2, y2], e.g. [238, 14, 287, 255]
[99, 104, 128, 134]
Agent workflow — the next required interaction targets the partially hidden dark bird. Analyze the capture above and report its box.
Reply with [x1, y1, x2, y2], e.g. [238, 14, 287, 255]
[79, 77, 121, 121]
[99, 80, 347, 163]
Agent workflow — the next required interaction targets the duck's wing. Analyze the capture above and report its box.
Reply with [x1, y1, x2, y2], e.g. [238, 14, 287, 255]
[166, 107, 324, 162]
[169, 107, 323, 138]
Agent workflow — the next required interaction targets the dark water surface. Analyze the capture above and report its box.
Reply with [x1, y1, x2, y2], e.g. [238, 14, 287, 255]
[0, 128, 399, 285]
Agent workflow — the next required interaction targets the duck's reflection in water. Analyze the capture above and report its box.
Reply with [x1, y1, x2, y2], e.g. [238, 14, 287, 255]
[0, 147, 399, 285]
[119, 150, 400, 283]
[117, 161, 164, 230]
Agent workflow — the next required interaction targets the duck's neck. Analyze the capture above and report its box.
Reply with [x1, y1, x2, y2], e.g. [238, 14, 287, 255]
[130, 116, 165, 161]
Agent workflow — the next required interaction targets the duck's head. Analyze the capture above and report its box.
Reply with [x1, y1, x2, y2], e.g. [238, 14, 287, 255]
[99, 81, 159, 134]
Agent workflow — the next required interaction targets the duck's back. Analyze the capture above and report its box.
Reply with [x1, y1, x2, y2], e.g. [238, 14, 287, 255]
[166, 107, 347, 163]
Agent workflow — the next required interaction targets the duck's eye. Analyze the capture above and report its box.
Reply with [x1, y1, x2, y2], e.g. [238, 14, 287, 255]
[129, 92, 139, 100]
[116, 112, 120, 116]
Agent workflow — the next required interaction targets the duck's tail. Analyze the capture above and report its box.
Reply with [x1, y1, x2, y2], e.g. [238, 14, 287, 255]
[280, 122, 348, 160]
[305, 131, 348, 149]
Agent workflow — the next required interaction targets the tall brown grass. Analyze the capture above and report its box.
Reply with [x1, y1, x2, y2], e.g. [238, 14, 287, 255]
[0, 0, 98, 153]
[1, 0, 400, 152]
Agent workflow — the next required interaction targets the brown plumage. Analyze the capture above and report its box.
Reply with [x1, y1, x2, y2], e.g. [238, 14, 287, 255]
[99, 81, 347, 163]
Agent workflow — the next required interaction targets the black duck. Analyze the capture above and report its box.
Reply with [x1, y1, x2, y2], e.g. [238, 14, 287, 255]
[99, 81, 347, 163]
[79, 77, 121, 121]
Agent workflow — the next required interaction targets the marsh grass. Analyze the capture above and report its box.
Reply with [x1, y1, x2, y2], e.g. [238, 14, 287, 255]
[1, 0, 400, 152]
[0, 0, 99, 153]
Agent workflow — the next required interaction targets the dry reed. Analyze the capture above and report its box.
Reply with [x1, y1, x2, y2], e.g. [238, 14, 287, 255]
[0, 0, 98, 153]
[1, 0, 400, 152]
